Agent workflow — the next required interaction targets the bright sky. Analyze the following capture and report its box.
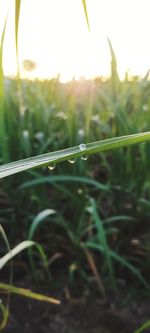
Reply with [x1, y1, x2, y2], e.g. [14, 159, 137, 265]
[1, 0, 150, 82]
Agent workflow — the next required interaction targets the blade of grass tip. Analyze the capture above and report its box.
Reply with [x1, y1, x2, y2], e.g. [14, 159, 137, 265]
[15, 0, 24, 114]
[28, 209, 56, 240]
[107, 37, 119, 101]
[0, 283, 60, 305]
[28, 209, 55, 280]
[82, 0, 90, 31]
[0, 240, 35, 269]
[15, 0, 21, 71]
[1, 132, 150, 179]
[0, 13, 9, 161]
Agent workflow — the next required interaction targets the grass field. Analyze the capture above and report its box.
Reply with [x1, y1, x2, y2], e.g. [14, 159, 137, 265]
[1, 2, 150, 331]
[1, 72, 150, 297]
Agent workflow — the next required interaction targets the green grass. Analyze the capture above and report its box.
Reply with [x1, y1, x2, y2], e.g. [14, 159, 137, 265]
[1, 10, 150, 305]
[1, 77, 150, 294]
[1, 2, 150, 329]
[1, 131, 150, 178]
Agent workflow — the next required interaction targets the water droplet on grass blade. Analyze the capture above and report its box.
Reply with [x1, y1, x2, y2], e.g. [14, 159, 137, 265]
[79, 143, 86, 151]
[48, 164, 56, 170]
[68, 158, 76, 164]
[81, 155, 88, 161]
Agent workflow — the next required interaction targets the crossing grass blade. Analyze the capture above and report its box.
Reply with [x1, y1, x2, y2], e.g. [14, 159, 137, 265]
[1, 132, 150, 179]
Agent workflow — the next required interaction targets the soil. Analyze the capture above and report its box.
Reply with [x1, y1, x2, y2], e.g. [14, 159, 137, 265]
[1, 280, 150, 333]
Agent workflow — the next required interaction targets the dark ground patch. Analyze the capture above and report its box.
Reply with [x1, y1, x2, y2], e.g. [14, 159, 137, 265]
[2, 281, 150, 333]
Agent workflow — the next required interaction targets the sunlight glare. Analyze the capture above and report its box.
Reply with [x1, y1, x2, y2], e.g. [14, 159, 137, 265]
[1, 0, 150, 82]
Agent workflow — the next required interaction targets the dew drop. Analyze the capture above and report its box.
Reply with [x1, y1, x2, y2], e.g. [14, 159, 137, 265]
[79, 143, 86, 151]
[68, 158, 76, 164]
[81, 155, 88, 161]
[48, 164, 56, 170]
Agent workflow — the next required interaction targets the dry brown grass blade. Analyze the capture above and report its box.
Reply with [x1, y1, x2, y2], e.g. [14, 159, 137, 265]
[82, 245, 106, 299]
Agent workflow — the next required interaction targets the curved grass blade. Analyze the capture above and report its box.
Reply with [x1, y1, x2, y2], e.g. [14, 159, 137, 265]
[1, 132, 150, 179]
[27, 209, 55, 279]
[0, 303, 9, 331]
[28, 209, 55, 241]
[0, 240, 35, 269]
[20, 175, 109, 191]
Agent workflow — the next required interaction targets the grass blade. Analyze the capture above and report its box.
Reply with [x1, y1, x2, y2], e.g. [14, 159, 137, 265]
[0, 240, 34, 269]
[82, 0, 90, 31]
[0, 13, 7, 97]
[27, 209, 55, 279]
[1, 132, 150, 179]
[82, 245, 106, 298]
[0, 13, 9, 161]
[15, 0, 21, 64]
[86, 242, 150, 290]
[20, 175, 109, 191]
[28, 209, 55, 240]
[107, 37, 119, 101]
[89, 198, 117, 292]
[0, 303, 9, 330]
[0, 283, 60, 305]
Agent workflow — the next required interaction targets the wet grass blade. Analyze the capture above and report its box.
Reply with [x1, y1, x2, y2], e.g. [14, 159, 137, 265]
[0, 283, 60, 305]
[1, 132, 150, 179]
